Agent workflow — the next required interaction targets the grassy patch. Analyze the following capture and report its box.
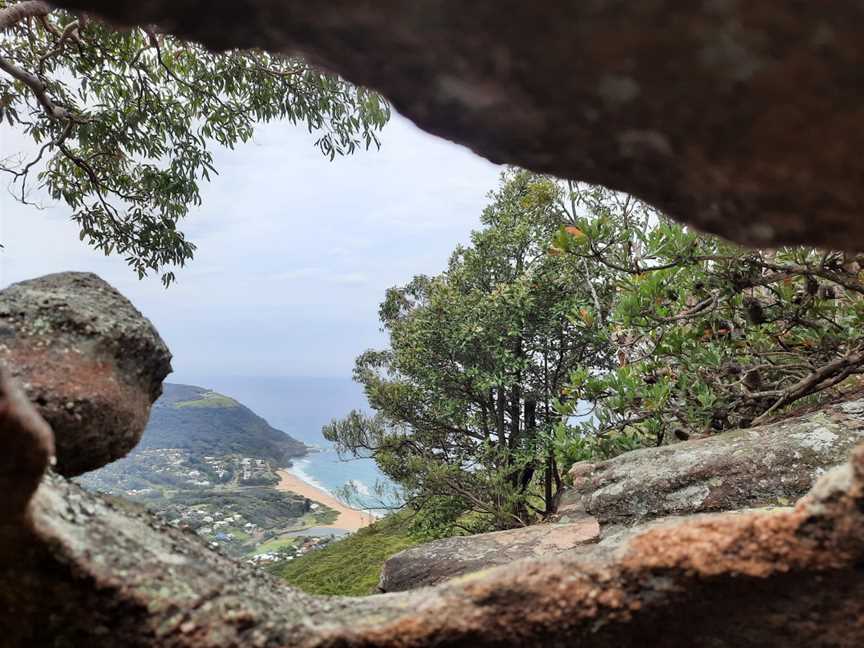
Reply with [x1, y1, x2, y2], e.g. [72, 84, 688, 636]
[225, 527, 250, 541]
[272, 513, 421, 596]
[252, 534, 299, 555]
[309, 507, 339, 526]
[174, 392, 239, 409]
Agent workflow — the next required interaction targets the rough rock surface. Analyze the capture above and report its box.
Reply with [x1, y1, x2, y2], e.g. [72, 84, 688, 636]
[55, 0, 864, 250]
[379, 516, 600, 593]
[0, 370, 53, 520]
[2, 381, 863, 646]
[560, 399, 864, 526]
[380, 402, 864, 593]
[7, 3, 864, 643]
[0, 272, 172, 476]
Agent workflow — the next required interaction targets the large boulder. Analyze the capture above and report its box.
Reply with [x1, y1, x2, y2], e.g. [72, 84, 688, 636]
[560, 399, 864, 526]
[0, 272, 172, 476]
[379, 516, 600, 592]
[56, 0, 864, 250]
[1, 387, 863, 646]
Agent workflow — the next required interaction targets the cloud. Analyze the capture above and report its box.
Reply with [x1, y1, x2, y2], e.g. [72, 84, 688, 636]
[272, 268, 369, 285]
[1, 112, 501, 378]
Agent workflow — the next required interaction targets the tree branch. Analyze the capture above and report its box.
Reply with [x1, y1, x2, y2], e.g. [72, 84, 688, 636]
[0, 0, 49, 30]
[0, 55, 72, 120]
[752, 346, 864, 425]
[38, 18, 79, 73]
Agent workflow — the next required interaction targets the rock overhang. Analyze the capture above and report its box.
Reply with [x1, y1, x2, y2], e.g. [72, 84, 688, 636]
[52, 0, 864, 250]
[4, 2, 864, 644]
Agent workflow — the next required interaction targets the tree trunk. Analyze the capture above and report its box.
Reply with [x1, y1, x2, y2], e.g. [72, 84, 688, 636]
[495, 387, 506, 454]
[508, 383, 521, 449]
[544, 451, 554, 515]
[519, 400, 537, 492]
[552, 453, 562, 494]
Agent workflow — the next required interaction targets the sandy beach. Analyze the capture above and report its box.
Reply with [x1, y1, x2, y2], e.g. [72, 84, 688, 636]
[276, 469, 375, 531]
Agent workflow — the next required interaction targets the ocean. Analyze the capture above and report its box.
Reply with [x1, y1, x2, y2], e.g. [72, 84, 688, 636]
[181, 376, 397, 511]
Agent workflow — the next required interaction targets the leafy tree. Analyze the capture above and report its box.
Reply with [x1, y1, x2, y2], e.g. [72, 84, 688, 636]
[0, 0, 389, 284]
[553, 183, 864, 458]
[324, 170, 612, 533]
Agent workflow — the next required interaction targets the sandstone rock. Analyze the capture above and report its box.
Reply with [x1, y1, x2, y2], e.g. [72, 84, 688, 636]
[0, 369, 53, 520]
[55, 0, 864, 250]
[2, 401, 863, 646]
[559, 399, 864, 526]
[7, 4, 864, 643]
[379, 516, 600, 592]
[0, 272, 172, 476]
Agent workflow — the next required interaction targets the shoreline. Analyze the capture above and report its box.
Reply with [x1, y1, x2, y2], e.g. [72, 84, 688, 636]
[275, 469, 375, 531]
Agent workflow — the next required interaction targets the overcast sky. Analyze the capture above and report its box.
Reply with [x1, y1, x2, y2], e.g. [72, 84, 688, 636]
[0, 113, 502, 381]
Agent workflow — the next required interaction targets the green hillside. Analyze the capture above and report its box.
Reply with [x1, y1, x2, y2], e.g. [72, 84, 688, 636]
[78, 383, 317, 557]
[271, 513, 420, 596]
[140, 383, 308, 464]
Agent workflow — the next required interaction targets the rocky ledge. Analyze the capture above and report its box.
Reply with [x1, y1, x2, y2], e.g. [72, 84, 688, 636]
[378, 515, 600, 593]
[562, 401, 864, 526]
[378, 400, 864, 593]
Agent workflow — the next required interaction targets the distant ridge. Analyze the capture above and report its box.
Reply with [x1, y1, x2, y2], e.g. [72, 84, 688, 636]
[139, 383, 308, 464]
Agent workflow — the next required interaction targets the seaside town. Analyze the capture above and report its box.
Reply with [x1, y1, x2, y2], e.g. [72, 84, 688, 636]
[77, 447, 342, 559]
[81, 447, 282, 493]
[73, 382, 375, 570]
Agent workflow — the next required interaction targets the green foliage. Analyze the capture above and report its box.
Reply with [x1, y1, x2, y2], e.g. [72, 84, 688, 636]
[551, 421, 643, 466]
[553, 183, 864, 456]
[0, 3, 389, 284]
[170, 488, 308, 528]
[143, 384, 307, 464]
[325, 170, 613, 533]
[328, 173, 864, 496]
[173, 392, 240, 409]
[272, 513, 420, 596]
[309, 507, 340, 526]
[252, 534, 299, 557]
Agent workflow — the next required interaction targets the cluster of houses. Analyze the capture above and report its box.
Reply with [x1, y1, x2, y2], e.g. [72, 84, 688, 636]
[246, 536, 331, 566]
[167, 506, 258, 539]
[85, 448, 281, 502]
[200, 455, 272, 483]
[239, 457, 270, 482]
[83, 448, 330, 560]
[201, 456, 231, 481]
[124, 448, 213, 490]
